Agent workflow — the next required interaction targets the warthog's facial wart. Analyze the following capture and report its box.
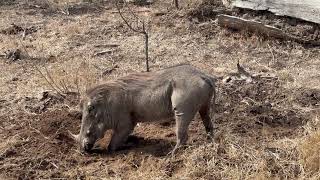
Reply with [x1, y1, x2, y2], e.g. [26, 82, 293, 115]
[82, 137, 93, 152]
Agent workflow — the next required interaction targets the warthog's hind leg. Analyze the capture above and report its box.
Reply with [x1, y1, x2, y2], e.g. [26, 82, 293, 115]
[170, 88, 198, 156]
[199, 102, 214, 140]
[170, 108, 196, 156]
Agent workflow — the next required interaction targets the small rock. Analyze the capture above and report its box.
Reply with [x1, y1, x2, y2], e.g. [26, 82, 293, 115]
[66, 3, 102, 16]
[39, 91, 65, 101]
[68, 109, 82, 119]
[1, 24, 23, 35]
[5, 49, 21, 61]
[94, 50, 113, 56]
[125, 0, 154, 5]
[11, 77, 19, 81]
[288, 18, 297, 26]
[0, 23, 37, 36]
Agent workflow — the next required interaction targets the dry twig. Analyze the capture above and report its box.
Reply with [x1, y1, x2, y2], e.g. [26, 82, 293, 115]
[17, 39, 70, 96]
[267, 43, 275, 65]
[16, 38, 64, 95]
[116, 1, 150, 72]
[173, 0, 179, 9]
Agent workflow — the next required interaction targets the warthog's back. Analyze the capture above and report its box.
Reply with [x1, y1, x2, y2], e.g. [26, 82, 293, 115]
[86, 64, 215, 122]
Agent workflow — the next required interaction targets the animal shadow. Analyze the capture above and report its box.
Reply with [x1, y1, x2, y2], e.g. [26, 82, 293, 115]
[91, 135, 174, 157]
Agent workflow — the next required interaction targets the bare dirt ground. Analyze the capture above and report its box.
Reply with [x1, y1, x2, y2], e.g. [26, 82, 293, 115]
[0, 0, 319, 179]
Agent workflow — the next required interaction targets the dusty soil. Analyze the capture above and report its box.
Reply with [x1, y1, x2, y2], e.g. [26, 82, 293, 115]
[0, 0, 319, 179]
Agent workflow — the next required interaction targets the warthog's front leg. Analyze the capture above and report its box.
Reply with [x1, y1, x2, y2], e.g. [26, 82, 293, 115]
[107, 121, 135, 153]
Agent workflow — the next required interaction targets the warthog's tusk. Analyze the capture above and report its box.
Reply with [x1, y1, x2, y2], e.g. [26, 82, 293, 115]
[68, 130, 80, 142]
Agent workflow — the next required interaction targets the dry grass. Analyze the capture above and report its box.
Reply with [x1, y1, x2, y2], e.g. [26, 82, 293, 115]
[0, 0, 319, 179]
[298, 116, 320, 177]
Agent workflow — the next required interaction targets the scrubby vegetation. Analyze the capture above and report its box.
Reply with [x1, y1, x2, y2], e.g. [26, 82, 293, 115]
[0, 0, 319, 179]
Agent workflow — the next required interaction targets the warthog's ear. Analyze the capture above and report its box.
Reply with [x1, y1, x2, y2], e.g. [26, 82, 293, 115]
[88, 104, 95, 113]
[87, 98, 99, 113]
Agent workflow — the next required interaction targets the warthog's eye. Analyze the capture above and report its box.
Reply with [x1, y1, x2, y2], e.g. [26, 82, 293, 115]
[88, 105, 94, 113]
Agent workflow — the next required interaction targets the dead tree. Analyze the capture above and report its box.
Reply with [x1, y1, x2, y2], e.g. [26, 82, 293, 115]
[116, 2, 150, 72]
[173, 0, 179, 9]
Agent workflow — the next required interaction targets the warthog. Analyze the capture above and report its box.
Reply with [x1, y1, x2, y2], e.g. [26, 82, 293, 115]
[70, 64, 216, 154]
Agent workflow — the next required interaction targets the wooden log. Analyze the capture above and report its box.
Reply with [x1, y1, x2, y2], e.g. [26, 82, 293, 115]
[232, 0, 320, 24]
[217, 14, 320, 46]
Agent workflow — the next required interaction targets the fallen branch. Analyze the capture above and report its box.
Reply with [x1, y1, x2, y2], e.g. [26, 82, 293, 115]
[217, 14, 320, 46]
[223, 61, 278, 84]
[102, 65, 119, 76]
[94, 50, 114, 56]
[108, 9, 151, 14]
[93, 44, 119, 48]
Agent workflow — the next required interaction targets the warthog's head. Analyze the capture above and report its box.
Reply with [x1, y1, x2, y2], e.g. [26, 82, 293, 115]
[70, 97, 108, 153]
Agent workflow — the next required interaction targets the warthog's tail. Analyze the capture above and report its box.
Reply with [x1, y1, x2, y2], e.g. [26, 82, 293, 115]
[200, 75, 215, 87]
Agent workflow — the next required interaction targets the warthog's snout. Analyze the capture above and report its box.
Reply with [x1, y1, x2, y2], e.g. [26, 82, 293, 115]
[68, 131, 93, 153]
[82, 139, 94, 152]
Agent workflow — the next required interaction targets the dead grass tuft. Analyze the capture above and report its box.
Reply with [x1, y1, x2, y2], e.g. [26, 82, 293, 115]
[300, 131, 320, 175]
[298, 116, 320, 176]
